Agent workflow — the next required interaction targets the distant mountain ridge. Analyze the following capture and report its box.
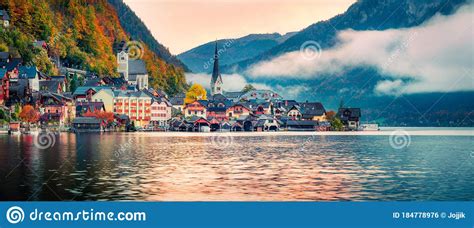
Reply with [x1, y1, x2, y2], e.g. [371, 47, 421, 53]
[222, 0, 468, 71]
[108, 0, 189, 71]
[178, 32, 295, 73]
[181, 0, 473, 126]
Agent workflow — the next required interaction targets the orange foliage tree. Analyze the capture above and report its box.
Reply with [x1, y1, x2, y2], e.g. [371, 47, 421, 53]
[19, 105, 40, 124]
[82, 110, 115, 125]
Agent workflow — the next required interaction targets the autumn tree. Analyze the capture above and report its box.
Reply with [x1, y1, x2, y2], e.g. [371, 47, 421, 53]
[19, 105, 40, 128]
[184, 84, 207, 104]
[326, 110, 336, 121]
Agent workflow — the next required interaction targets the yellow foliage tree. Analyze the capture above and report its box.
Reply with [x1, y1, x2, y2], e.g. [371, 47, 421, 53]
[184, 84, 207, 104]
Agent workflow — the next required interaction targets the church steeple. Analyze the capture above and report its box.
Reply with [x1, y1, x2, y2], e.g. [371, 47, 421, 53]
[211, 41, 223, 96]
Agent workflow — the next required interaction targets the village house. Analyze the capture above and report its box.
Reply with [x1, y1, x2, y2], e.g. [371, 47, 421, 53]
[206, 98, 231, 121]
[39, 80, 63, 93]
[18, 66, 40, 92]
[38, 92, 75, 126]
[226, 103, 251, 120]
[0, 68, 9, 105]
[169, 93, 185, 114]
[75, 101, 105, 117]
[184, 100, 208, 119]
[113, 90, 152, 127]
[338, 108, 361, 131]
[72, 117, 102, 132]
[150, 96, 172, 128]
[91, 88, 114, 112]
[255, 115, 279, 131]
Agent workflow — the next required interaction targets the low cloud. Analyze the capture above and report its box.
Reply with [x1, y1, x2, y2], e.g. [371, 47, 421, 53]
[247, 4, 474, 95]
[185, 73, 272, 92]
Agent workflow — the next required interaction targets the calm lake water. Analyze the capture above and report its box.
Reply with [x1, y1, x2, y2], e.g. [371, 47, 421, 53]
[0, 131, 473, 201]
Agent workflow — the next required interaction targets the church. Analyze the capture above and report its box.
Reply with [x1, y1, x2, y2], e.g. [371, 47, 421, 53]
[117, 45, 149, 90]
[210, 42, 223, 96]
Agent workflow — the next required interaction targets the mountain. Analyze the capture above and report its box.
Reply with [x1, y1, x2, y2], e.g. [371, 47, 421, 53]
[183, 0, 472, 126]
[0, 0, 186, 96]
[224, 0, 468, 71]
[178, 32, 295, 73]
[108, 0, 189, 72]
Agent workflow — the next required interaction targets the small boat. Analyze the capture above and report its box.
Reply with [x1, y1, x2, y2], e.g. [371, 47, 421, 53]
[358, 124, 380, 131]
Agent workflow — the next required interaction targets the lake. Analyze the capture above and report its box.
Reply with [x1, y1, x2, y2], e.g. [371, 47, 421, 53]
[0, 129, 473, 201]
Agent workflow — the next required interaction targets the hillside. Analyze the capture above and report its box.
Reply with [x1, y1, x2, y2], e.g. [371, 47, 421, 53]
[178, 32, 295, 73]
[0, 0, 186, 96]
[108, 0, 189, 72]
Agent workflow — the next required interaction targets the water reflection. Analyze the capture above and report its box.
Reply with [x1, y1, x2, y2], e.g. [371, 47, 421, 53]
[0, 133, 473, 201]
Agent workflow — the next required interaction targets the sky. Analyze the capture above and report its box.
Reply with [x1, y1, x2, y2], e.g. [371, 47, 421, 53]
[123, 0, 356, 54]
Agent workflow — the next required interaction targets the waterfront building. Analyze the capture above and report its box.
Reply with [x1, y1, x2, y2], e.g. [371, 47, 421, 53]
[150, 96, 172, 128]
[38, 92, 75, 126]
[226, 103, 251, 120]
[75, 101, 105, 117]
[338, 108, 361, 131]
[113, 90, 152, 127]
[72, 117, 101, 132]
[184, 100, 208, 119]
[300, 102, 327, 122]
[206, 99, 231, 121]
[255, 115, 279, 131]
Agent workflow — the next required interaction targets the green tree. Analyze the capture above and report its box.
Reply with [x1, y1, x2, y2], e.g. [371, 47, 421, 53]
[69, 73, 78, 93]
[242, 84, 256, 93]
[331, 118, 344, 131]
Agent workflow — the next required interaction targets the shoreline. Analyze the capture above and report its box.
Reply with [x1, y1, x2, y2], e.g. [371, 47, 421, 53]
[1, 128, 472, 136]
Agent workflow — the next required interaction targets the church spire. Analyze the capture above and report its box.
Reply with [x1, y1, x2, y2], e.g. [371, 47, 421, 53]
[211, 41, 223, 95]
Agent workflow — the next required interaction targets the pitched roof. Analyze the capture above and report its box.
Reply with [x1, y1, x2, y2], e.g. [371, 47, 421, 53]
[113, 90, 152, 99]
[0, 68, 6, 79]
[223, 91, 244, 99]
[0, 52, 9, 60]
[128, 59, 147, 75]
[3, 58, 21, 71]
[73, 86, 110, 96]
[300, 102, 326, 118]
[338, 108, 361, 119]
[169, 96, 184, 105]
[18, 66, 38, 79]
[39, 80, 61, 92]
